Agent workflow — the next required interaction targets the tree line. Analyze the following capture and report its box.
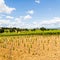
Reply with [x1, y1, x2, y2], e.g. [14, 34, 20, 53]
[0, 27, 58, 33]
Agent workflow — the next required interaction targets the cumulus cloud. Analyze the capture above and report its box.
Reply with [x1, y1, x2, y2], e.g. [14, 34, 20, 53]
[35, 0, 40, 4]
[40, 17, 60, 25]
[0, 16, 2, 19]
[0, 0, 16, 14]
[32, 17, 60, 28]
[6, 16, 14, 19]
[27, 10, 34, 15]
[0, 19, 10, 25]
[8, 21, 23, 28]
[0, 15, 60, 28]
[24, 15, 32, 20]
[0, 15, 31, 28]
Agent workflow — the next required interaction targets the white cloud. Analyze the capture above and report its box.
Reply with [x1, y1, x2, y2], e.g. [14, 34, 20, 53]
[32, 17, 60, 28]
[0, 0, 16, 14]
[6, 16, 14, 19]
[40, 17, 60, 25]
[27, 10, 34, 15]
[35, 0, 40, 4]
[0, 19, 10, 25]
[0, 16, 2, 19]
[0, 15, 60, 28]
[24, 15, 32, 20]
[15, 16, 23, 21]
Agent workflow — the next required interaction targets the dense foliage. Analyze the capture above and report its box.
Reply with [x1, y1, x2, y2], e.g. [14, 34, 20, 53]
[0, 27, 60, 36]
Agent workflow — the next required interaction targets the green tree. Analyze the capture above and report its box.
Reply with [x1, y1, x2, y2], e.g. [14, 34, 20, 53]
[40, 27, 46, 31]
[31, 29, 36, 31]
[9, 28, 15, 32]
[0, 29, 4, 33]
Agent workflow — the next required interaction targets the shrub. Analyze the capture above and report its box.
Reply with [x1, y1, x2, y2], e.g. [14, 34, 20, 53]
[40, 27, 46, 31]
[0, 29, 4, 33]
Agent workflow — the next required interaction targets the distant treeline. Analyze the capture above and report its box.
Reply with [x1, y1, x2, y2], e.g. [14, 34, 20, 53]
[0, 27, 59, 33]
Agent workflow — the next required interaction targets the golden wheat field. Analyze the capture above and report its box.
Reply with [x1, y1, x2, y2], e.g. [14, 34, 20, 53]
[0, 35, 60, 60]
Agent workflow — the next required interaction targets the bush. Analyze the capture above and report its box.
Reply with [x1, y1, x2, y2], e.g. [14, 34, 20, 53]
[0, 29, 4, 33]
[9, 28, 15, 32]
[31, 29, 36, 31]
[40, 27, 46, 31]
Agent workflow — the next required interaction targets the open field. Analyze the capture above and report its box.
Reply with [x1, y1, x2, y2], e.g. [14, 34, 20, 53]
[0, 35, 60, 60]
[0, 29, 60, 36]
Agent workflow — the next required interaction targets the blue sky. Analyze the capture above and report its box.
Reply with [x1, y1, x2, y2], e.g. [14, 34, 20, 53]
[0, 0, 60, 28]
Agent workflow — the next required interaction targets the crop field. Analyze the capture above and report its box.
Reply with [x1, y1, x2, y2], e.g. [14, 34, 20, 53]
[0, 35, 60, 60]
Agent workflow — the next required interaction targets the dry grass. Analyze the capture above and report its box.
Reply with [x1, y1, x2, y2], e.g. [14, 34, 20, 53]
[0, 35, 60, 60]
